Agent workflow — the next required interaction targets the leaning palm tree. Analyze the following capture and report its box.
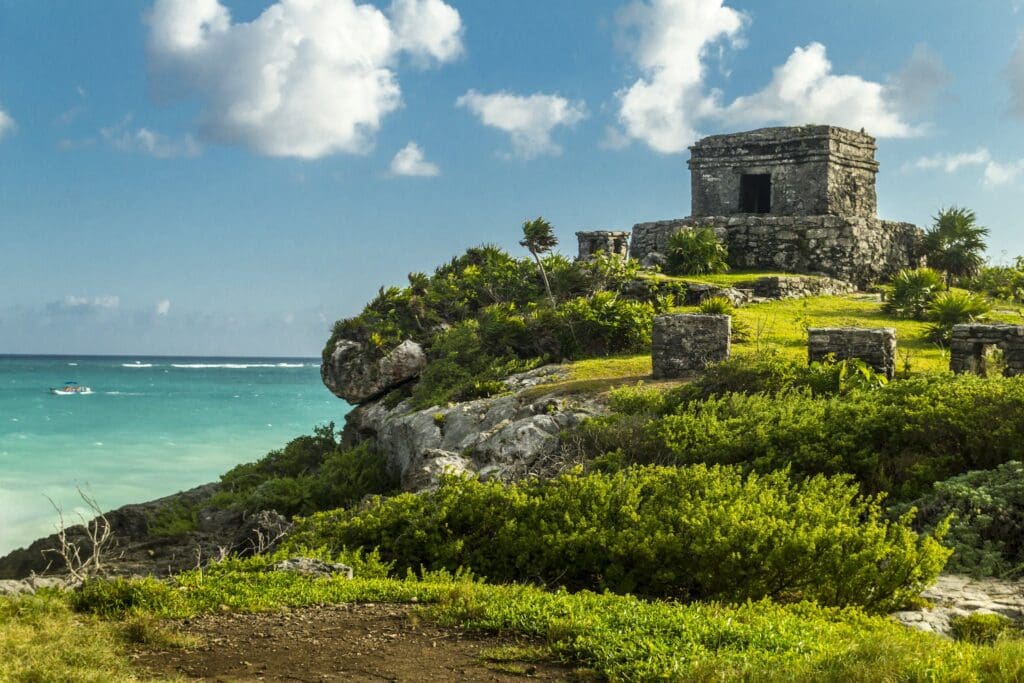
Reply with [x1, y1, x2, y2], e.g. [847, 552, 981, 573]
[923, 207, 989, 287]
[520, 217, 558, 306]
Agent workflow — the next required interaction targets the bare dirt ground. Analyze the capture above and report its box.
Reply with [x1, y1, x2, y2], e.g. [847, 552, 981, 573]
[132, 602, 587, 682]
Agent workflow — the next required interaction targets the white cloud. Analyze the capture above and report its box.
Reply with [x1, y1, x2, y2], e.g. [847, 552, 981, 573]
[611, 0, 922, 153]
[456, 90, 587, 159]
[984, 159, 1024, 186]
[614, 0, 746, 153]
[47, 295, 121, 314]
[101, 117, 201, 158]
[721, 43, 917, 137]
[0, 106, 15, 141]
[389, 141, 440, 176]
[1009, 33, 1024, 119]
[156, 299, 171, 316]
[145, 0, 463, 159]
[909, 148, 991, 173]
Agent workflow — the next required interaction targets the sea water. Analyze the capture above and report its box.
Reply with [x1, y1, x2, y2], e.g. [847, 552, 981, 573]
[0, 355, 347, 555]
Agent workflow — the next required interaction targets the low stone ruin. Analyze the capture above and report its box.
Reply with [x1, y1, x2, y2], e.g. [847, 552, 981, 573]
[949, 324, 1024, 377]
[807, 327, 897, 379]
[576, 230, 630, 261]
[652, 314, 731, 379]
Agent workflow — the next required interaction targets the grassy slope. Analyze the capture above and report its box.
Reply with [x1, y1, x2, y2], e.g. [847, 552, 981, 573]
[550, 290, 1024, 391]
[8, 562, 1024, 683]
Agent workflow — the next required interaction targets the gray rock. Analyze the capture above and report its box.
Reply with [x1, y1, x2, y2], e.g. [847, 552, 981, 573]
[344, 365, 606, 492]
[640, 251, 667, 268]
[232, 510, 293, 555]
[401, 449, 475, 491]
[273, 557, 353, 580]
[322, 338, 427, 404]
[891, 574, 1024, 637]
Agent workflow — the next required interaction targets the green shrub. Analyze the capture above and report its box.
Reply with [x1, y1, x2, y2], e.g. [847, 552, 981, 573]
[213, 428, 398, 518]
[951, 612, 1017, 644]
[963, 263, 1024, 302]
[665, 227, 729, 276]
[905, 461, 1024, 577]
[697, 295, 733, 314]
[286, 465, 949, 611]
[882, 268, 945, 319]
[582, 373, 1024, 501]
[925, 290, 992, 344]
[146, 499, 199, 537]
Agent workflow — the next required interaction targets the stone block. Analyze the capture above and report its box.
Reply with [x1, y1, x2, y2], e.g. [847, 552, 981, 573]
[807, 327, 897, 379]
[652, 314, 731, 379]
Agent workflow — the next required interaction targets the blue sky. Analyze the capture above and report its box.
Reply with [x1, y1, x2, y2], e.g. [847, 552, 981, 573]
[1, 0, 1023, 356]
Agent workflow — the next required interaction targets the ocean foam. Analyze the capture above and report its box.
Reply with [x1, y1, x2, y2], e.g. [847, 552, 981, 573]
[123, 363, 153, 368]
[171, 363, 303, 369]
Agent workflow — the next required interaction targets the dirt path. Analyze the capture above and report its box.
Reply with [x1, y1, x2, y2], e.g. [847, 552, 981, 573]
[132, 603, 584, 682]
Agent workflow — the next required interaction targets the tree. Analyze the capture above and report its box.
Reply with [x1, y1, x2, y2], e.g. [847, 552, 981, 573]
[520, 217, 558, 305]
[923, 207, 989, 287]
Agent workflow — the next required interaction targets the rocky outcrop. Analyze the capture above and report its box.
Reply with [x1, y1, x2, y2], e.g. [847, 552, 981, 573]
[0, 483, 291, 581]
[344, 365, 607, 491]
[322, 339, 427, 404]
[891, 574, 1024, 637]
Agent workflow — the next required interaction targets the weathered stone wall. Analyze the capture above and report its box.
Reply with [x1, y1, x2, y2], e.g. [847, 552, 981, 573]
[629, 216, 923, 287]
[651, 314, 731, 378]
[576, 230, 630, 260]
[950, 324, 1024, 376]
[807, 327, 897, 379]
[688, 126, 877, 218]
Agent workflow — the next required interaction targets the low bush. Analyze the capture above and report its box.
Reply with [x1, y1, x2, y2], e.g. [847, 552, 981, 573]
[285, 465, 949, 611]
[963, 261, 1024, 302]
[213, 425, 398, 518]
[665, 227, 729, 276]
[951, 612, 1018, 645]
[581, 373, 1024, 501]
[905, 461, 1024, 577]
[925, 290, 992, 344]
[882, 267, 945, 319]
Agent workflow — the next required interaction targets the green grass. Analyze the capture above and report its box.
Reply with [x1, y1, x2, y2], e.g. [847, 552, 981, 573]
[40, 557, 1024, 682]
[668, 294, 1024, 374]
[642, 270, 815, 287]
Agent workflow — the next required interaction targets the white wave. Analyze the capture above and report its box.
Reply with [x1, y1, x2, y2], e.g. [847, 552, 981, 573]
[170, 363, 297, 369]
[67, 362, 78, 366]
[105, 391, 144, 396]
[122, 362, 153, 368]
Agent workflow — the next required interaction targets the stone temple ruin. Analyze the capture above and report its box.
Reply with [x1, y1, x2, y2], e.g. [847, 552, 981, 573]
[579, 125, 924, 287]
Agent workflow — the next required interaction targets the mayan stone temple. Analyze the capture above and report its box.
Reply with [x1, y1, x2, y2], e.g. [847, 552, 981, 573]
[628, 125, 925, 286]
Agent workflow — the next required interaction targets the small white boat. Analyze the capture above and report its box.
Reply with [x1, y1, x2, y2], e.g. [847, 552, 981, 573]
[50, 381, 93, 395]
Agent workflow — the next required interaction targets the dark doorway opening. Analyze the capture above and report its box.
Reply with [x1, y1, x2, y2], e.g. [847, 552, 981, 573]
[739, 174, 771, 214]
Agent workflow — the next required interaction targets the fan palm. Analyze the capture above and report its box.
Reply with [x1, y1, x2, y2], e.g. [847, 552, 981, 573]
[923, 207, 989, 287]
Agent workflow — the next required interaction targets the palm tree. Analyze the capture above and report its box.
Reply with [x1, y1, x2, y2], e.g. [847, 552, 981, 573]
[520, 217, 558, 305]
[923, 207, 989, 287]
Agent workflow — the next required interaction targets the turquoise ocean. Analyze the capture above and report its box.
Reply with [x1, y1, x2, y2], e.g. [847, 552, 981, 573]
[0, 355, 348, 555]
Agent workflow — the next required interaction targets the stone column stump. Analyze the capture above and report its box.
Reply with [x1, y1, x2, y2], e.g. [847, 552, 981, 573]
[575, 231, 631, 261]
[807, 327, 897, 379]
[950, 324, 1024, 376]
[652, 314, 731, 379]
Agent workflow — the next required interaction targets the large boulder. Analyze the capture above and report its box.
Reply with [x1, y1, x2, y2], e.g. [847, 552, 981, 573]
[322, 339, 427, 404]
[344, 365, 608, 492]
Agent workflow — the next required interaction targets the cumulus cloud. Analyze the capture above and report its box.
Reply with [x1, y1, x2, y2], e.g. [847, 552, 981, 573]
[720, 43, 917, 136]
[611, 0, 924, 153]
[101, 117, 201, 158]
[908, 148, 991, 173]
[613, 0, 746, 153]
[156, 299, 172, 316]
[456, 90, 587, 159]
[0, 106, 15, 141]
[1009, 33, 1024, 119]
[144, 0, 463, 159]
[389, 141, 440, 176]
